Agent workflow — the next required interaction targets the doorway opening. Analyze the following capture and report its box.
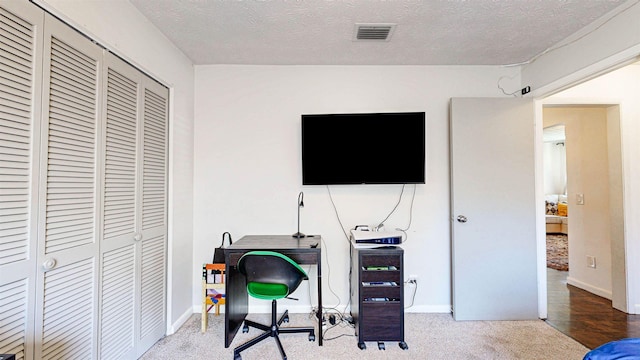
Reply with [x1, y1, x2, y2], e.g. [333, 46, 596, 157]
[542, 125, 568, 273]
[540, 97, 630, 346]
[541, 102, 625, 310]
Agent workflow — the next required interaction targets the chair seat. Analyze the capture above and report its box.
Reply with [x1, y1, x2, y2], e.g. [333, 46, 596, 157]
[247, 282, 289, 300]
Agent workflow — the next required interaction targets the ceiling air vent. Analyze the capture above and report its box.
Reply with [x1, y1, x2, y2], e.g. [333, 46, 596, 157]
[353, 23, 396, 41]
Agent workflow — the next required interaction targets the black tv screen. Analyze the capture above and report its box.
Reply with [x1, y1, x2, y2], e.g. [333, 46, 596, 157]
[301, 112, 425, 185]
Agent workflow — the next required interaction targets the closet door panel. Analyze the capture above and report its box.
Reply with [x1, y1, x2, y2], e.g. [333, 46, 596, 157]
[35, 14, 102, 360]
[99, 243, 136, 360]
[40, 258, 95, 359]
[0, 279, 30, 359]
[138, 233, 165, 354]
[98, 53, 139, 360]
[141, 85, 167, 232]
[102, 57, 138, 241]
[136, 79, 168, 357]
[0, 2, 43, 359]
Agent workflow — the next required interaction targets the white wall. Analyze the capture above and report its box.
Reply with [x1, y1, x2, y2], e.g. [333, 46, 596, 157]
[193, 65, 521, 313]
[545, 64, 640, 313]
[36, 0, 196, 331]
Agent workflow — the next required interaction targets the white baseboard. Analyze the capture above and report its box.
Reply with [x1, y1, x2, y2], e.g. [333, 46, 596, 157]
[169, 307, 193, 335]
[405, 305, 451, 313]
[567, 276, 612, 300]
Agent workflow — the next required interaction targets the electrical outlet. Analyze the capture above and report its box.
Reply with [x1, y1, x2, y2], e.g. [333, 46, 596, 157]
[408, 274, 418, 283]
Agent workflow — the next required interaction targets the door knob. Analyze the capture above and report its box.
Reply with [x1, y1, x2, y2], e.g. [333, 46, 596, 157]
[42, 258, 57, 271]
[457, 215, 468, 223]
[134, 233, 142, 241]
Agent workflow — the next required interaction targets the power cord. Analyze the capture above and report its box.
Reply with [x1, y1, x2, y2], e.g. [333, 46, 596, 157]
[319, 308, 356, 341]
[396, 184, 417, 234]
[375, 184, 406, 230]
[326, 185, 351, 243]
[404, 278, 418, 309]
[325, 184, 418, 328]
[497, 75, 520, 97]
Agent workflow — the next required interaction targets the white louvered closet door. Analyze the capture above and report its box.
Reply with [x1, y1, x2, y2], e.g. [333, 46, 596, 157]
[99, 53, 168, 359]
[34, 13, 103, 360]
[136, 70, 168, 358]
[99, 53, 140, 360]
[0, 2, 43, 360]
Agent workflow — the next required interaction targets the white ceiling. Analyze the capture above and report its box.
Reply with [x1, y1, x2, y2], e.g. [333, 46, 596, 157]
[129, 0, 628, 66]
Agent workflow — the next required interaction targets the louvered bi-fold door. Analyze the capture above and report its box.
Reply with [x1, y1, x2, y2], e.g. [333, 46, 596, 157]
[136, 67, 168, 359]
[138, 74, 169, 355]
[0, 2, 43, 360]
[99, 53, 168, 359]
[98, 53, 139, 360]
[34, 14, 102, 360]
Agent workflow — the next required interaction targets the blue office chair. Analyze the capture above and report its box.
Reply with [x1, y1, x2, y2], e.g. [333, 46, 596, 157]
[583, 338, 640, 359]
[234, 251, 315, 360]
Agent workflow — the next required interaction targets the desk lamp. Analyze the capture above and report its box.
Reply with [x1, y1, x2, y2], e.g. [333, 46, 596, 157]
[292, 192, 305, 238]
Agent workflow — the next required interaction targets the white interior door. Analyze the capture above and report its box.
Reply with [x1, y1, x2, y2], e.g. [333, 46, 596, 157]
[450, 97, 538, 320]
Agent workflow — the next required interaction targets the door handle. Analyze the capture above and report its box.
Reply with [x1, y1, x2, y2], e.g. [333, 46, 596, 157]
[457, 215, 468, 223]
[134, 233, 142, 242]
[42, 258, 57, 271]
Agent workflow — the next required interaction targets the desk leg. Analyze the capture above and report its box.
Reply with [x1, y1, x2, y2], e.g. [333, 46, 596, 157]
[317, 260, 323, 346]
[225, 264, 248, 348]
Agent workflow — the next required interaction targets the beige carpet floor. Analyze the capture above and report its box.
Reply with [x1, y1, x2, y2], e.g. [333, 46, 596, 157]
[141, 312, 589, 360]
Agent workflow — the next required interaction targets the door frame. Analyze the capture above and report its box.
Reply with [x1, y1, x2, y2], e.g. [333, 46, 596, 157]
[532, 56, 639, 317]
[540, 102, 625, 310]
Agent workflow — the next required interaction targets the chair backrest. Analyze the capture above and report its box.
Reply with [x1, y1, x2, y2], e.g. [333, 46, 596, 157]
[238, 251, 308, 300]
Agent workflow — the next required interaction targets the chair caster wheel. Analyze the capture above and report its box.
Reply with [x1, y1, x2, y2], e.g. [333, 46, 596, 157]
[242, 324, 249, 333]
[309, 334, 315, 341]
[358, 342, 366, 350]
[283, 315, 289, 323]
[399, 341, 408, 350]
[234, 353, 242, 360]
[378, 341, 385, 350]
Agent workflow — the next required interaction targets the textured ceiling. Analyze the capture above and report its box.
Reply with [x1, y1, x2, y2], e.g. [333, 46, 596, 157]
[129, 0, 628, 66]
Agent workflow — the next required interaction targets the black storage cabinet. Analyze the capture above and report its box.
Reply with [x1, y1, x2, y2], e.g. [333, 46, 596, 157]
[350, 244, 408, 350]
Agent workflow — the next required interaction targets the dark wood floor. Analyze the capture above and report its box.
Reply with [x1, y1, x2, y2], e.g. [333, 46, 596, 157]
[546, 268, 640, 349]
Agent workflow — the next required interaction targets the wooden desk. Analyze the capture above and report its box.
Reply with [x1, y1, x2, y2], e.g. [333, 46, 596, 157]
[224, 235, 323, 347]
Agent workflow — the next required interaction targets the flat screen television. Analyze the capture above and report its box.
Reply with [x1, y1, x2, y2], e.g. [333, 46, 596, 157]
[301, 112, 425, 185]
